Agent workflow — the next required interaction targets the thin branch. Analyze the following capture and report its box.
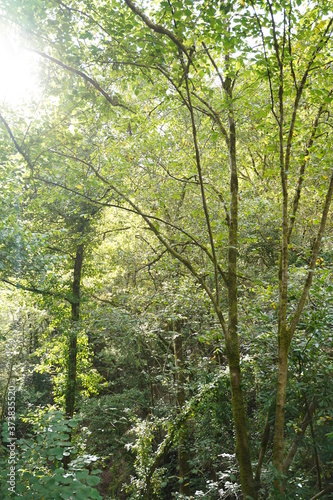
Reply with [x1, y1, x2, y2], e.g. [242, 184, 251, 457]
[207, 184, 230, 226]
[255, 411, 271, 484]
[247, 146, 262, 179]
[28, 49, 134, 112]
[251, 3, 279, 124]
[267, 0, 282, 69]
[288, 170, 333, 343]
[184, 67, 221, 305]
[309, 486, 333, 500]
[150, 154, 199, 185]
[281, 9, 287, 64]
[285, 19, 333, 176]
[1, 278, 72, 304]
[0, 114, 32, 167]
[91, 294, 117, 306]
[192, 91, 230, 147]
[283, 397, 317, 474]
[102, 227, 131, 239]
[288, 97, 331, 242]
[202, 42, 224, 88]
[50, 148, 229, 285]
[155, 63, 190, 110]
[135, 249, 168, 273]
[56, 0, 112, 38]
[288, 2, 298, 90]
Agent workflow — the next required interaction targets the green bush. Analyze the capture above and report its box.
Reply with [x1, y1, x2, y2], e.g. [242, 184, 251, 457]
[0, 409, 102, 499]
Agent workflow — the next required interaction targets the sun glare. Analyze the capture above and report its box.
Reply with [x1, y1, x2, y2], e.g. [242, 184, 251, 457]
[0, 33, 39, 105]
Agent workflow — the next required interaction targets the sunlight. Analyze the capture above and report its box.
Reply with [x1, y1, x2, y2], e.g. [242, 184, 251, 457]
[0, 33, 39, 105]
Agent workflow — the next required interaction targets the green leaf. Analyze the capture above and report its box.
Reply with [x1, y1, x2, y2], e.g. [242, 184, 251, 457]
[86, 475, 100, 487]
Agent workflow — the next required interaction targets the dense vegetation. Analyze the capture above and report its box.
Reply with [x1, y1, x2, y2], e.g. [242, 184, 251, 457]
[0, 0, 332, 498]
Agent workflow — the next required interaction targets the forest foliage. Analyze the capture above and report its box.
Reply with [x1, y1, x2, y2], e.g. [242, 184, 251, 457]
[0, 0, 332, 498]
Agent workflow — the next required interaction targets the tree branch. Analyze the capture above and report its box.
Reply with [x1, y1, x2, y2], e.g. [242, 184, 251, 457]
[285, 18, 333, 177]
[28, 49, 134, 112]
[123, 0, 190, 58]
[309, 486, 333, 500]
[0, 114, 32, 167]
[283, 397, 317, 474]
[288, 97, 331, 243]
[202, 42, 224, 88]
[251, 2, 279, 124]
[1, 278, 72, 304]
[192, 91, 230, 147]
[184, 67, 221, 305]
[288, 170, 333, 343]
[50, 149, 229, 285]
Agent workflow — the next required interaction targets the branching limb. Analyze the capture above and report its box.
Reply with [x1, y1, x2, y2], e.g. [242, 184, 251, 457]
[1, 96, 228, 334]
[251, 1, 280, 125]
[192, 91, 230, 147]
[50, 149, 228, 283]
[123, 0, 190, 58]
[1, 278, 72, 304]
[28, 49, 134, 112]
[202, 42, 224, 88]
[283, 397, 317, 474]
[288, 1, 298, 90]
[285, 18, 333, 176]
[288, 96, 331, 243]
[0, 114, 32, 167]
[288, 170, 333, 343]
[184, 67, 221, 306]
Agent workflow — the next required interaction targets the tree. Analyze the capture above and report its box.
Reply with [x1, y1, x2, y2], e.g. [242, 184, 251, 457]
[0, 107, 104, 459]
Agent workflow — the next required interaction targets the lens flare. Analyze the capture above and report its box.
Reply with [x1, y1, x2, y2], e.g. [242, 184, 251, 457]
[0, 33, 39, 105]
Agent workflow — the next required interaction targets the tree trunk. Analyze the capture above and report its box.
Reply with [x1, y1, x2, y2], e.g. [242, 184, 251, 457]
[226, 337, 257, 498]
[63, 243, 84, 469]
[65, 243, 84, 419]
[173, 332, 190, 496]
[273, 340, 289, 481]
[224, 76, 257, 499]
[255, 411, 271, 484]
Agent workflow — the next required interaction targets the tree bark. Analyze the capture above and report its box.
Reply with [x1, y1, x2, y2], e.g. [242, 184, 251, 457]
[255, 412, 271, 484]
[173, 332, 190, 496]
[65, 243, 84, 419]
[283, 398, 317, 475]
[273, 340, 289, 480]
[225, 75, 257, 499]
[63, 242, 84, 469]
[273, 172, 333, 485]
